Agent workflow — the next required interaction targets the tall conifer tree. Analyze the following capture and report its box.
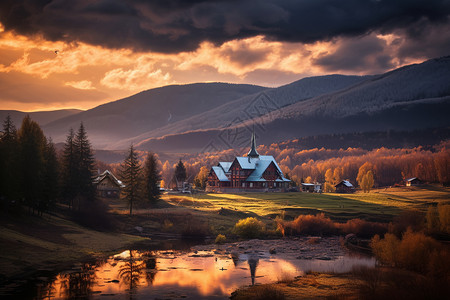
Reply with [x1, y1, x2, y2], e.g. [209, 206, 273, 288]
[41, 138, 59, 214]
[18, 116, 46, 214]
[0, 115, 19, 205]
[61, 128, 77, 209]
[174, 159, 186, 188]
[120, 145, 143, 215]
[144, 152, 161, 204]
[74, 123, 96, 203]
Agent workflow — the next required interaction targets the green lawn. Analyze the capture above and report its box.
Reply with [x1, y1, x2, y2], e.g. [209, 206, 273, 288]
[163, 185, 450, 223]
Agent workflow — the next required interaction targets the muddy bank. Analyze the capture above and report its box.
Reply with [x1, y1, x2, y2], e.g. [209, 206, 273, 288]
[191, 236, 347, 261]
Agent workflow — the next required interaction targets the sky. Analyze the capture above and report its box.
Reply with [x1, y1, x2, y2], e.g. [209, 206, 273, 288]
[0, 0, 449, 112]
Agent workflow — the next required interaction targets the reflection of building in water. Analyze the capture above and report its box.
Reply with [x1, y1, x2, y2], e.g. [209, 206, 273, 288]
[247, 256, 259, 286]
[231, 252, 240, 267]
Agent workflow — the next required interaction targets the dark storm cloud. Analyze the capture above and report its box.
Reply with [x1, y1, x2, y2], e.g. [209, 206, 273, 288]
[314, 35, 396, 72]
[0, 0, 449, 53]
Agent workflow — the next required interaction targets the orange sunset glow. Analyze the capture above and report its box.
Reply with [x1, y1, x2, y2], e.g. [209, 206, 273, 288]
[1, 0, 448, 112]
[1, 2, 449, 300]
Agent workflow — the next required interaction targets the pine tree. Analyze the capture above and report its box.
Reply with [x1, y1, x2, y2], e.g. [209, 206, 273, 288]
[61, 123, 96, 210]
[18, 116, 46, 214]
[0, 115, 19, 206]
[74, 123, 96, 204]
[41, 138, 59, 214]
[144, 152, 161, 204]
[174, 159, 186, 189]
[61, 128, 77, 209]
[120, 145, 143, 215]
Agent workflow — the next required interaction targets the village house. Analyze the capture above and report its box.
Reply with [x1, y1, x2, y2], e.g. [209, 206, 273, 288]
[301, 182, 322, 193]
[206, 133, 290, 192]
[94, 170, 125, 198]
[406, 177, 422, 186]
[335, 180, 355, 193]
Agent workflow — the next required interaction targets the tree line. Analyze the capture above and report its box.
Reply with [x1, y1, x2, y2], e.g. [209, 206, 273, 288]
[148, 140, 450, 191]
[0, 115, 163, 217]
[0, 115, 99, 215]
[118, 145, 162, 215]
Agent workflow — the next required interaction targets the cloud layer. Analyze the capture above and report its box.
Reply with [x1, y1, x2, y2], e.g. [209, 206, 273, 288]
[1, 0, 449, 53]
[0, 1, 449, 111]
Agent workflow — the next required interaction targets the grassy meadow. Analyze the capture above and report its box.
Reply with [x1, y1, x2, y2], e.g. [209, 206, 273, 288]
[162, 184, 450, 223]
[1, 184, 448, 288]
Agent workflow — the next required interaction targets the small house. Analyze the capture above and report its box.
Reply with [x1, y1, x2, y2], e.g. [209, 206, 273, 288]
[406, 177, 422, 186]
[301, 183, 322, 193]
[94, 170, 125, 198]
[335, 180, 355, 193]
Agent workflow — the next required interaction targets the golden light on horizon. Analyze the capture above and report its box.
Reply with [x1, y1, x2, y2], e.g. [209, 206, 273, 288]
[0, 18, 435, 112]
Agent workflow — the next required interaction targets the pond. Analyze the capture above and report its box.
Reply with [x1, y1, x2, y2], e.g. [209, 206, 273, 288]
[23, 237, 376, 299]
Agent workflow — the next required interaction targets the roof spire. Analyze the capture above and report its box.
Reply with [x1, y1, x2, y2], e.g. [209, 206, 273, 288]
[247, 129, 259, 158]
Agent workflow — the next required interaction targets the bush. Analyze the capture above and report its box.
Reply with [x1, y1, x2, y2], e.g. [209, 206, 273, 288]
[370, 233, 400, 267]
[371, 229, 444, 273]
[72, 198, 116, 231]
[233, 217, 265, 239]
[388, 210, 424, 236]
[339, 218, 388, 238]
[215, 234, 226, 244]
[182, 218, 211, 239]
[281, 213, 337, 236]
[438, 203, 450, 234]
[397, 229, 440, 272]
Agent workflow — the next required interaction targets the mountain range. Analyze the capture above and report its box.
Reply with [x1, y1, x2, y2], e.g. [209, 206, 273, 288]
[1, 56, 449, 154]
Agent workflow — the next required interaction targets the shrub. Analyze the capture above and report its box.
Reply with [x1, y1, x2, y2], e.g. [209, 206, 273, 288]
[438, 203, 450, 234]
[182, 218, 211, 238]
[215, 234, 226, 244]
[370, 233, 400, 267]
[283, 213, 337, 236]
[371, 229, 444, 273]
[339, 218, 388, 238]
[72, 198, 116, 231]
[397, 229, 440, 272]
[388, 210, 424, 236]
[233, 217, 265, 239]
[426, 205, 440, 233]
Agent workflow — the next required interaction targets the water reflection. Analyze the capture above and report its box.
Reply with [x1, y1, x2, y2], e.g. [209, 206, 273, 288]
[35, 248, 375, 299]
[247, 256, 259, 286]
[118, 250, 146, 299]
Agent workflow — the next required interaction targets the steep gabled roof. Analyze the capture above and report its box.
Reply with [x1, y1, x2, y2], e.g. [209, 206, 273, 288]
[406, 177, 419, 182]
[246, 160, 272, 181]
[218, 162, 232, 173]
[211, 166, 230, 181]
[336, 180, 353, 188]
[94, 170, 125, 188]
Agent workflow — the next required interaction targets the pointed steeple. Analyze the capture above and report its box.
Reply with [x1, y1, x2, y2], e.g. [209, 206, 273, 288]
[247, 131, 259, 158]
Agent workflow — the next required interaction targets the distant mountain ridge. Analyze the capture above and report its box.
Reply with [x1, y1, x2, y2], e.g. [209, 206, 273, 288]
[135, 56, 450, 152]
[0, 109, 82, 128]
[6, 56, 450, 153]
